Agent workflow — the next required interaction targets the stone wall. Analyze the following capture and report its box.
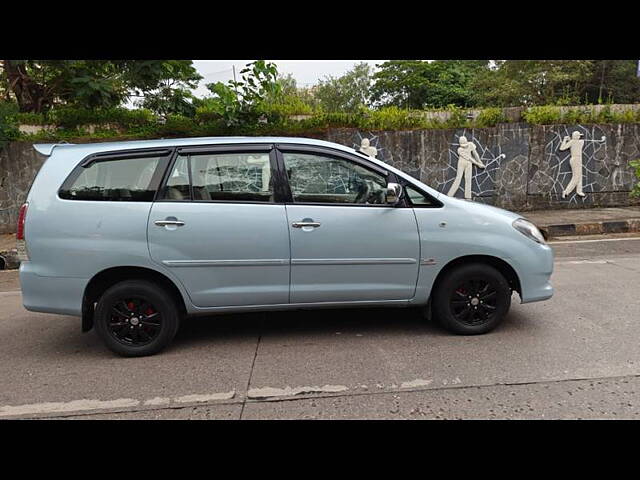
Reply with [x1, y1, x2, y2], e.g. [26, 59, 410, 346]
[1, 122, 639, 233]
[324, 123, 640, 211]
[0, 142, 47, 234]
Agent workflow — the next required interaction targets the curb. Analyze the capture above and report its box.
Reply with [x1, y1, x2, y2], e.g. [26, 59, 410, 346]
[538, 218, 640, 238]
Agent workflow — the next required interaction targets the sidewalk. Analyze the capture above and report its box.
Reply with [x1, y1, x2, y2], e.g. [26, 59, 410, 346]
[520, 206, 640, 238]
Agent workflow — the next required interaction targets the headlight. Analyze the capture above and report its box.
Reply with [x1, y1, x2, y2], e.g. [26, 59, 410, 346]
[512, 218, 546, 244]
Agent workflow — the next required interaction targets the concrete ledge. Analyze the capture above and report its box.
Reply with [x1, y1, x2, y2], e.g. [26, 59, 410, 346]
[541, 219, 640, 238]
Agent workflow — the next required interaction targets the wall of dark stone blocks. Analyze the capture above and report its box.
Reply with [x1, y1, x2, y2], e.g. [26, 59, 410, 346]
[0, 142, 48, 234]
[1, 123, 639, 233]
[324, 124, 640, 211]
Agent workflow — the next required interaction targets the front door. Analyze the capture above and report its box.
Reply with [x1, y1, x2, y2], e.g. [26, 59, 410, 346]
[148, 146, 290, 308]
[278, 147, 421, 304]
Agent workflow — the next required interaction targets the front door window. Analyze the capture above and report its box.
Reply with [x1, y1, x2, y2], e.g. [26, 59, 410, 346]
[282, 152, 387, 205]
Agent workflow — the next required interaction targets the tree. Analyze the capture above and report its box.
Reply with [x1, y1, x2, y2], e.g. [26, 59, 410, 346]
[134, 60, 202, 117]
[0, 60, 201, 113]
[314, 62, 374, 112]
[203, 60, 281, 126]
[582, 60, 640, 104]
[473, 60, 594, 106]
[371, 60, 489, 109]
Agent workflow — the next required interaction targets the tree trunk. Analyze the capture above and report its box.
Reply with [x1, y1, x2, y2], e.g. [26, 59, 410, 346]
[3, 60, 49, 113]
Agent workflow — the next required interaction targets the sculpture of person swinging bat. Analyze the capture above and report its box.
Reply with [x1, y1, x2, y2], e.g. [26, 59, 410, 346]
[559, 131, 586, 198]
[557, 131, 606, 198]
[447, 136, 486, 199]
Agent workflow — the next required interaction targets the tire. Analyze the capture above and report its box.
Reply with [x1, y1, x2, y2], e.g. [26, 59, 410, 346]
[94, 280, 180, 357]
[432, 263, 511, 335]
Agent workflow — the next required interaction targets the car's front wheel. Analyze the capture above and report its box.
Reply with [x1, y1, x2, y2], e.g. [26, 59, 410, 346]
[94, 280, 180, 357]
[432, 263, 511, 335]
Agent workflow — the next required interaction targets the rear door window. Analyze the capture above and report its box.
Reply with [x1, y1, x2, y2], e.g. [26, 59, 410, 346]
[60, 154, 169, 201]
[159, 152, 274, 202]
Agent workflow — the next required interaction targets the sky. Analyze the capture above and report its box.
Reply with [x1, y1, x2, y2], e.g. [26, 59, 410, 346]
[191, 60, 386, 97]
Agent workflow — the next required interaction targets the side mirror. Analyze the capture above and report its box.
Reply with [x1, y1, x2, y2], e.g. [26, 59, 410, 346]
[386, 182, 402, 205]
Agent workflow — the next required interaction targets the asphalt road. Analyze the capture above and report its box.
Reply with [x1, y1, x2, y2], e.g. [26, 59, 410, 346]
[1, 234, 639, 420]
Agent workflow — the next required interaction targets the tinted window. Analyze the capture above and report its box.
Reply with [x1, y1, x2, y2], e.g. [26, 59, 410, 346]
[405, 185, 439, 207]
[282, 152, 387, 204]
[160, 152, 273, 202]
[162, 155, 191, 201]
[60, 156, 165, 201]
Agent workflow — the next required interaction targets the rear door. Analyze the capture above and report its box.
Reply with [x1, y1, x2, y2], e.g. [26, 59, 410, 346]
[277, 145, 421, 304]
[148, 145, 291, 308]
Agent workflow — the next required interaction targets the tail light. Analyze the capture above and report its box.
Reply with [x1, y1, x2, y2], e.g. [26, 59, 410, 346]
[16, 202, 29, 261]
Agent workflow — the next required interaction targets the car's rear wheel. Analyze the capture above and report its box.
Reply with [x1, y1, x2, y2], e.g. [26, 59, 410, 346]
[432, 263, 511, 335]
[94, 280, 180, 357]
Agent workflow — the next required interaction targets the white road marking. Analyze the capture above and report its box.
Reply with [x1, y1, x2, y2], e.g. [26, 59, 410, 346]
[400, 379, 433, 389]
[247, 385, 349, 399]
[0, 390, 236, 418]
[549, 237, 640, 245]
[174, 392, 235, 403]
[562, 260, 609, 264]
[0, 398, 141, 417]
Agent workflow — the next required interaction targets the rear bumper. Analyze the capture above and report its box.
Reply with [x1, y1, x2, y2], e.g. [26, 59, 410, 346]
[19, 262, 87, 316]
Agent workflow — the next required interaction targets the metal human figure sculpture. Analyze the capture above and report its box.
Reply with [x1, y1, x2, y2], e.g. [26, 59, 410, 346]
[359, 138, 378, 158]
[447, 136, 486, 199]
[559, 131, 585, 198]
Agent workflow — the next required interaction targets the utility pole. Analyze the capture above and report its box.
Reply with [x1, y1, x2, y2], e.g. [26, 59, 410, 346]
[598, 60, 606, 103]
[232, 64, 239, 98]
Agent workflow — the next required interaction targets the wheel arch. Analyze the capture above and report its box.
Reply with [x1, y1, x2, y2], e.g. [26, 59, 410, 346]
[82, 266, 188, 332]
[431, 255, 522, 299]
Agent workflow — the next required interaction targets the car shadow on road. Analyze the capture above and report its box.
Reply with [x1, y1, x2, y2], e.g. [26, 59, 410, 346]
[41, 302, 541, 357]
[174, 306, 439, 346]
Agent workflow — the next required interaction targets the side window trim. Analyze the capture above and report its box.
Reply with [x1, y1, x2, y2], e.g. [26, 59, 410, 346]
[275, 145, 400, 208]
[155, 144, 283, 204]
[79, 148, 173, 168]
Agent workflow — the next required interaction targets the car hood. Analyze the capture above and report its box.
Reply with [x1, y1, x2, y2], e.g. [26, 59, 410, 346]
[443, 195, 522, 223]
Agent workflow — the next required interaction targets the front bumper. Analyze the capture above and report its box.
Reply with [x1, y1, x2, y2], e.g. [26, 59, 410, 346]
[514, 244, 554, 304]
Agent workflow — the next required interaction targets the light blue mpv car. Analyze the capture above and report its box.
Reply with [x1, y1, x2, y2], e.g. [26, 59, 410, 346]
[17, 137, 553, 356]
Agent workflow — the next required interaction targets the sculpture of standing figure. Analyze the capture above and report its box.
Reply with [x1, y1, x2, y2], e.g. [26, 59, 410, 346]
[559, 131, 585, 198]
[359, 138, 377, 158]
[447, 136, 486, 199]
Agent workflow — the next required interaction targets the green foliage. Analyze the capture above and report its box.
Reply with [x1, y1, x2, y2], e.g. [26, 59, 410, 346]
[471, 60, 640, 107]
[48, 106, 155, 129]
[523, 105, 640, 125]
[4, 97, 640, 145]
[522, 106, 563, 124]
[260, 96, 315, 116]
[1, 60, 201, 114]
[371, 60, 490, 109]
[204, 61, 281, 127]
[631, 159, 640, 198]
[13, 112, 45, 125]
[313, 62, 374, 112]
[0, 101, 20, 147]
[474, 108, 507, 127]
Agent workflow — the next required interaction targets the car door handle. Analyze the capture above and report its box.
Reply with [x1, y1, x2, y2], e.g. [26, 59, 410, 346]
[155, 220, 185, 227]
[292, 221, 321, 228]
